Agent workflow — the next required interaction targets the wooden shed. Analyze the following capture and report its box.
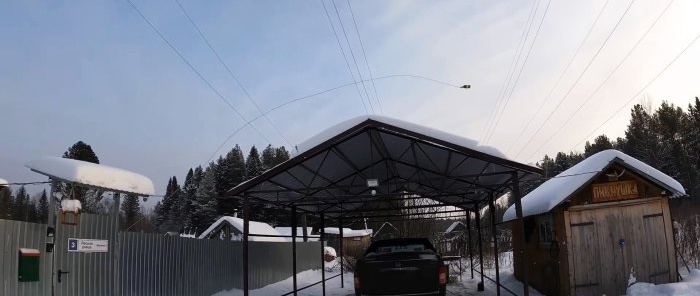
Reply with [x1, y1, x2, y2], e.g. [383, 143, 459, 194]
[324, 227, 373, 259]
[503, 150, 685, 296]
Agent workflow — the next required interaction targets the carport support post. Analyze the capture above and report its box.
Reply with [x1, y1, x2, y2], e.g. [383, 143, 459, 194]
[467, 210, 473, 279]
[489, 192, 501, 296]
[243, 193, 250, 296]
[292, 206, 298, 296]
[320, 212, 326, 296]
[476, 205, 484, 291]
[339, 216, 344, 288]
[512, 171, 529, 296]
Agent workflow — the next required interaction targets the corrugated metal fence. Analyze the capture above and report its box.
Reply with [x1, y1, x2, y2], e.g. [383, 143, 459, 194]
[0, 217, 324, 296]
[0, 219, 51, 296]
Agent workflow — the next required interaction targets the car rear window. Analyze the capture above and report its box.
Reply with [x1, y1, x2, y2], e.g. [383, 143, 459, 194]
[366, 240, 435, 256]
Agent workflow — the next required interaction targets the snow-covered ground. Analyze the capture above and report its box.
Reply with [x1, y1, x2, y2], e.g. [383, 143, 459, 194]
[211, 269, 354, 296]
[626, 269, 700, 296]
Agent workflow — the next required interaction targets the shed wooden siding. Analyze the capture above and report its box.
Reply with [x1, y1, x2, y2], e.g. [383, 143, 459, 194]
[512, 165, 677, 296]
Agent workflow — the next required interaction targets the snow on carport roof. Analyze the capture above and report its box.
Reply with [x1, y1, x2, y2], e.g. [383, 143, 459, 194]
[0, 178, 8, 187]
[226, 115, 542, 217]
[502, 149, 686, 222]
[26, 156, 155, 196]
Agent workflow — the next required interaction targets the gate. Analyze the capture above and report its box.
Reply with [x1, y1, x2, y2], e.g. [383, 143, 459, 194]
[53, 213, 119, 296]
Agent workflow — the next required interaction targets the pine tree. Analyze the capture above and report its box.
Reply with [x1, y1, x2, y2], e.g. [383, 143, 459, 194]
[246, 146, 263, 180]
[164, 177, 182, 232]
[0, 186, 13, 220]
[14, 186, 29, 221]
[553, 152, 571, 175]
[192, 165, 219, 234]
[61, 141, 102, 213]
[584, 135, 614, 157]
[624, 104, 661, 167]
[215, 145, 246, 216]
[537, 155, 556, 178]
[261, 145, 277, 171]
[38, 190, 49, 223]
[274, 147, 290, 165]
[121, 194, 141, 230]
[27, 198, 39, 223]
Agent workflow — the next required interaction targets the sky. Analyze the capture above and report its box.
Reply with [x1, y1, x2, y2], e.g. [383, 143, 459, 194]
[2, 0, 700, 201]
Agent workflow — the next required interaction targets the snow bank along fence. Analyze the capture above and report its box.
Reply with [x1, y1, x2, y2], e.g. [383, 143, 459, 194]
[0, 214, 322, 296]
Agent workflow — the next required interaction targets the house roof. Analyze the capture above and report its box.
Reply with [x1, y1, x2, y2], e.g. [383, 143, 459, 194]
[225, 115, 542, 217]
[198, 216, 285, 242]
[502, 150, 686, 222]
[323, 227, 373, 237]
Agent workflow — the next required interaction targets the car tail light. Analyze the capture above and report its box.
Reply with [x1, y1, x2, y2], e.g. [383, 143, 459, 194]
[354, 272, 360, 289]
[439, 265, 447, 285]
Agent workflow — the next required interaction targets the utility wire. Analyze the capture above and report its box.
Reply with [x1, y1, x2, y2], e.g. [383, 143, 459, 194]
[514, 0, 637, 159]
[481, 0, 539, 143]
[331, 0, 375, 113]
[206, 74, 468, 162]
[561, 31, 700, 160]
[174, 0, 293, 147]
[525, 0, 676, 160]
[485, 0, 552, 145]
[1, 181, 52, 186]
[320, 0, 370, 114]
[504, 0, 612, 155]
[346, 0, 383, 114]
[125, 0, 272, 144]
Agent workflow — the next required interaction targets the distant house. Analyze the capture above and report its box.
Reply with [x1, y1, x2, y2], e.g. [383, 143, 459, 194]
[323, 227, 373, 258]
[436, 221, 467, 256]
[371, 222, 399, 240]
[274, 227, 320, 242]
[503, 150, 685, 296]
[198, 216, 285, 242]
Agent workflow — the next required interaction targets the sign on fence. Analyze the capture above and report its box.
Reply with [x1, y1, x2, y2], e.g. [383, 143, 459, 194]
[67, 238, 109, 253]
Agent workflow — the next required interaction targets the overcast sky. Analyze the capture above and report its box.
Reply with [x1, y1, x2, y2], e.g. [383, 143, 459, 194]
[2, 0, 699, 199]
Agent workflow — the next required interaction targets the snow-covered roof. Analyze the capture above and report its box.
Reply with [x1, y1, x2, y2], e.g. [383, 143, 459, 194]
[275, 227, 320, 242]
[503, 150, 686, 222]
[25, 156, 155, 196]
[0, 178, 8, 187]
[198, 216, 285, 242]
[445, 221, 466, 234]
[324, 227, 373, 237]
[294, 115, 506, 158]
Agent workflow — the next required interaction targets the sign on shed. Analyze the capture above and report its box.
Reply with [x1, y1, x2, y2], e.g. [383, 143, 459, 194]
[591, 180, 639, 203]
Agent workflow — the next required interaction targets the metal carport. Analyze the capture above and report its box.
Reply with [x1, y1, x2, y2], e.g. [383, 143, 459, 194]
[225, 116, 543, 296]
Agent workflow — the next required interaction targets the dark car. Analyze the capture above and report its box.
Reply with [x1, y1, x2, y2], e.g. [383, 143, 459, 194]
[354, 238, 447, 296]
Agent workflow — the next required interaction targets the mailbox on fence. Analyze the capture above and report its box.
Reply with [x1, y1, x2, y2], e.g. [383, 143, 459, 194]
[18, 248, 40, 282]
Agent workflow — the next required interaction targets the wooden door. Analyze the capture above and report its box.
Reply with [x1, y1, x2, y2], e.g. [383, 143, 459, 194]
[567, 199, 674, 296]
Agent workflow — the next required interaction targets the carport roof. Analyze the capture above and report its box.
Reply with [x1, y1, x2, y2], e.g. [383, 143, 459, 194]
[225, 115, 543, 217]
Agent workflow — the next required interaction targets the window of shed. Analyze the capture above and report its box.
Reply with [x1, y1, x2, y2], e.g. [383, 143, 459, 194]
[537, 215, 554, 247]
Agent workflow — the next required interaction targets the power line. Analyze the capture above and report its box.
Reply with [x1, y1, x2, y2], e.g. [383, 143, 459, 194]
[125, 0, 272, 144]
[174, 0, 293, 147]
[1, 181, 52, 186]
[320, 0, 370, 114]
[504, 0, 612, 155]
[331, 0, 375, 113]
[525, 0, 676, 160]
[560, 31, 700, 160]
[346, 0, 383, 114]
[485, 0, 552, 145]
[514, 0, 637, 159]
[205, 73, 468, 162]
[481, 0, 539, 143]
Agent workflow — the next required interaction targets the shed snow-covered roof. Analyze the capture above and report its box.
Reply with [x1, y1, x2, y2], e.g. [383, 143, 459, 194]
[324, 227, 373, 237]
[502, 150, 686, 222]
[25, 156, 155, 196]
[198, 216, 285, 242]
[275, 227, 320, 242]
[0, 178, 8, 187]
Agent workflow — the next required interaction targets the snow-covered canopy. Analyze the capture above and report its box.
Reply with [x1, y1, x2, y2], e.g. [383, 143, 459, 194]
[228, 115, 541, 216]
[294, 115, 506, 158]
[25, 156, 155, 196]
[0, 178, 8, 187]
[324, 227, 373, 238]
[198, 216, 286, 242]
[503, 150, 686, 222]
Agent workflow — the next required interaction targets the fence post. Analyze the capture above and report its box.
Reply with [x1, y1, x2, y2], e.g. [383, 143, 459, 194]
[339, 216, 344, 288]
[243, 193, 250, 296]
[291, 206, 298, 296]
[320, 212, 326, 296]
[512, 171, 529, 296]
[489, 192, 501, 296]
[476, 205, 484, 291]
[467, 210, 473, 279]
